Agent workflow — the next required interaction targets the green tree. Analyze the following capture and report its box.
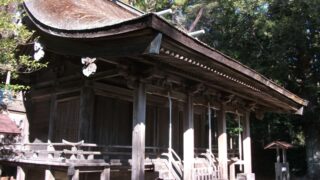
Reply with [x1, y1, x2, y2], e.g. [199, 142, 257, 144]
[0, 0, 46, 90]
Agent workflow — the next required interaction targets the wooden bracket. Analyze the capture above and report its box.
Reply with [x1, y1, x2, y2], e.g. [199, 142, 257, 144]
[222, 94, 235, 104]
[144, 33, 163, 54]
[189, 83, 206, 95]
[246, 102, 257, 111]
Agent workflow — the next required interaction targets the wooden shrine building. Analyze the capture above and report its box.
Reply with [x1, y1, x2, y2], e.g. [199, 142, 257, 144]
[0, 0, 308, 179]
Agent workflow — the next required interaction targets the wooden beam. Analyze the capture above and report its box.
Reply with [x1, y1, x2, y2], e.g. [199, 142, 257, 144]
[183, 92, 194, 180]
[218, 103, 228, 180]
[243, 111, 252, 174]
[29, 80, 82, 100]
[39, 29, 158, 58]
[131, 81, 146, 180]
[137, 56, 289, 112]
[79, 82, 95, 142]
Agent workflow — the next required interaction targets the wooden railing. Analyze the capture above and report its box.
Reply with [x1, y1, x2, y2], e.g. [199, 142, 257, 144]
[161, 148, 183, 179]
[1, 140, 110, 180]
[3, 142, 234, 179]
[195, 147, 240, 159]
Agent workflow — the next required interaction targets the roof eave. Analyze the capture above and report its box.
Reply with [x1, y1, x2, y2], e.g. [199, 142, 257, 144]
[23, 6, 308, 112]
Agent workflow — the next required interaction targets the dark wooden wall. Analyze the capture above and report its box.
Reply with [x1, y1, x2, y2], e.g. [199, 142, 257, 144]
[29, 99, 50, 142]
[53, 97, 80, 142]
[93, 95, 132, 145]
[28, 88, 212, 158]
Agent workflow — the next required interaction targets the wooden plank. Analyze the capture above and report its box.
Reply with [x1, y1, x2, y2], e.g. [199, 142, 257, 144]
[217, 103, 228, 179]
[45, 169, 55, 180]
[16, 166, 25, 180]
[29, 99, 51, 142]
[243, 111, 252, 174]
[54, 98, 80, 142]
[183, 93, 194, 180]
[79, 83, 95, 141]
[131, 81, 146, 180]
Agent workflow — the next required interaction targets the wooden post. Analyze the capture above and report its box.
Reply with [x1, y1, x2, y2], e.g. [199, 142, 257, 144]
[79, 82, 94, 142]
[217, 103, 228, 179]
[282, 149, 287, 163]
[100, 168, 110, 180]
[183, 93, 194, 180]
[16, 166, 25, 180]
[238, 115, 243, 171]
[45, 169, 55, 180]
[243, 111, 252, 174]
[48, 94, 57, 140]
[71, 169, 79, 180]
[131, 81, 146, 180]
[276, 146, 280, 163]
[208, 103, 212, 153]
[168, 92, 173, 178]
[229, 162, 236, 180]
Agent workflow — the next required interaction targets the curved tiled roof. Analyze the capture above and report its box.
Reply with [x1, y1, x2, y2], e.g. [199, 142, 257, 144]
[23, 0, 308, 113]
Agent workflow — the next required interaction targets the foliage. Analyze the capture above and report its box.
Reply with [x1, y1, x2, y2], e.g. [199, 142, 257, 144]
[185, 1, 320, 176]
[226, 113, 243, 137]
[0, 0, 47, 90]
[128, 0, 188, 12]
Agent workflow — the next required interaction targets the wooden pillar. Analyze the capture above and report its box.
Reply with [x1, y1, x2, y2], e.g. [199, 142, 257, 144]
[71, 169, 79, 180]
[131, 81, 146, 180]
[16, 166, 25, 180]
[45, 169, 55, 180]
[100, 168, 110, 180]
[183, 93, 194, 180]
[217, 103, 228, 179]
[276, 146, 280, 163]
[48, 94, 57, 141]
[282, 149, 287, 163]
[243, 111, 252, 174]
[79, 82, 94, 142]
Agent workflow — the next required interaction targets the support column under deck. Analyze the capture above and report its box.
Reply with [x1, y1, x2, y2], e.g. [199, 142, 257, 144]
[131, 81, 146, 180]
[183, 93, 194, 180]
[16, 166, 25, 180]
[48, 94, 57, 141]
[243, 111, 255, 179]
[45, 169, 55, 180]
[218, 103, 228, 180]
